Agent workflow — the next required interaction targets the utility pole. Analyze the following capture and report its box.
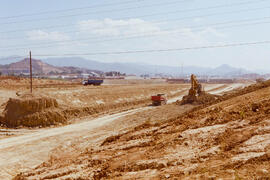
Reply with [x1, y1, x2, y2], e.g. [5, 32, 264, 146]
[29, 51, 33, 93]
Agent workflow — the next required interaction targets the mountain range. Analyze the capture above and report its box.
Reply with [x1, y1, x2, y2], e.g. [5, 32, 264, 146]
[0, 56, 254, 76]
[0, 58, 102, 75]
[41, 57, 250, 76]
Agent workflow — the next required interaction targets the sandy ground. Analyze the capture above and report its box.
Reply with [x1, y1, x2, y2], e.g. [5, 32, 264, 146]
[15, 81, 270, 179]
[209, 83, 247, 95]
[0, 83, 191, 128]
[1, 84, 187, 106]
[0, 83, 243, 179]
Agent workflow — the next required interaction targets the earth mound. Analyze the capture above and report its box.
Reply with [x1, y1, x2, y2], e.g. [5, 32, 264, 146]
[180, 92, 219, 105]
[0, 93, 67, 127]
[196, 92, 219, 104]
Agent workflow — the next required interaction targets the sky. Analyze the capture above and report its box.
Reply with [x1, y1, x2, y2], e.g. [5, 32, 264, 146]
[0, 0, 269, 71]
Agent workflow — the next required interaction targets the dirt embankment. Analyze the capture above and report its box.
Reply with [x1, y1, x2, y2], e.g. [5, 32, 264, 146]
[14, 81, 270, 179]
[0, 94, 152, 128]
[0, 84, 189, 128]
[179, 92, 218, 105]
[0, 94, 66, 127]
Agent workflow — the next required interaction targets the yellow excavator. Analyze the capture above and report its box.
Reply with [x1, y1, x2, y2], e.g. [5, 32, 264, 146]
[181, 74, 204, 104]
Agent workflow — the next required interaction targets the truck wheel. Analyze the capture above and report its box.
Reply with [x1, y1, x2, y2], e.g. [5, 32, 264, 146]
[152, 101, 158, 106]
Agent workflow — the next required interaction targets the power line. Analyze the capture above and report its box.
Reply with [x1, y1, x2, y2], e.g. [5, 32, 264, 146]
[0, 0, 268, 35]
[0, 0, 188, 25]
[1, 6, 270, 42]
[30, 40, 270, 57]
[3, 21, 270, 52]
[124, 0, 268, 19]
[1, 17, 270, 50]
[2, 19, 270, 53]
[0, 0, 149, 19]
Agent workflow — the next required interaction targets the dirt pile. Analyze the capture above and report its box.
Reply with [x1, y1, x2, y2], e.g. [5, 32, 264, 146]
[0, 93, 66, 127]
[196, 93, 219, 104]
[180, 92, 219, 105]
[180, 80, 270, 106]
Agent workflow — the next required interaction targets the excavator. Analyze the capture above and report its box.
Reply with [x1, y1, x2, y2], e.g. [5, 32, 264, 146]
[181, 74, 204, 104]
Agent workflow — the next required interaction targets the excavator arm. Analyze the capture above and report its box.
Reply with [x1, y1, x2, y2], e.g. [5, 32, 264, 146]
[181, 74, 204, 104]
[189, 74, 203, 96]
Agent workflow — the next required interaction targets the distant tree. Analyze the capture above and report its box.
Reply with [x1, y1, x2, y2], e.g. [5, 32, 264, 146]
[0, 71, 2, 76]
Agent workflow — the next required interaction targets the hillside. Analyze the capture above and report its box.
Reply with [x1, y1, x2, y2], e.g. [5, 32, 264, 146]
[42, 57, 250, 76]
[0, 58, 102, 75]
[0, 56, 251, 76]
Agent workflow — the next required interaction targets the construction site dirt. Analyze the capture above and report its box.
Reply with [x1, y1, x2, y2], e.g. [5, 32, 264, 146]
[13, 81, 270, 179]
[0, 77, 254, 179]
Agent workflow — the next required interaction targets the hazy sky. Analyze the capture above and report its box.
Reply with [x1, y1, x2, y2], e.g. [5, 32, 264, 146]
[0, 0, 269, 70]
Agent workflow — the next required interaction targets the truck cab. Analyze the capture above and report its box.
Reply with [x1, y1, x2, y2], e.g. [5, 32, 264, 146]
[151, 93, 167, 106]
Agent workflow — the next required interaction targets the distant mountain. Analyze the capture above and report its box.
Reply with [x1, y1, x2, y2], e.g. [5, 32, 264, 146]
[0, 58, 102, 75]
[208, 64, 249, 76]
[42, 57, 250, 76]
[0, 56, 253, 76]
[42, 57, 150, 75]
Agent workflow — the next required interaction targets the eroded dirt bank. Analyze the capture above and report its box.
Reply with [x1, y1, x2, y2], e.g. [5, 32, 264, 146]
[0, 84, 233, 179]
[0, 83, 246, 180]
[0, 84, 191, 128]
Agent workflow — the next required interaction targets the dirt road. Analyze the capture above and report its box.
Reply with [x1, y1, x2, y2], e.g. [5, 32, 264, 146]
[0, 84, 245, 179]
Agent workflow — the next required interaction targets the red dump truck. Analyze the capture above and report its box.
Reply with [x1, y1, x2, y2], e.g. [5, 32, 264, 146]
[151, 93, 167, 106]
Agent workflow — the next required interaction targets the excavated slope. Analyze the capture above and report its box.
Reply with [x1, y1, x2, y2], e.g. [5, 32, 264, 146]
[14, 81, 270, 179]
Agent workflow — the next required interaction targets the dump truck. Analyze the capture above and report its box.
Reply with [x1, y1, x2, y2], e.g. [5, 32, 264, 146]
[82, 79, 104, 86]
[151, 93, 167, 106]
